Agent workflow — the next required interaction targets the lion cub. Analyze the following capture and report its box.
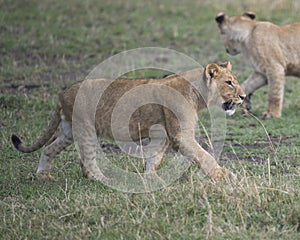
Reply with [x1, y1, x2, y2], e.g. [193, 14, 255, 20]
[216, 12, 300, 118]
[12, 62, 245, 182]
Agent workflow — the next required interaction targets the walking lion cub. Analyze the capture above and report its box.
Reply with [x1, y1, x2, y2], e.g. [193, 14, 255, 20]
[12, 62, 245, 182]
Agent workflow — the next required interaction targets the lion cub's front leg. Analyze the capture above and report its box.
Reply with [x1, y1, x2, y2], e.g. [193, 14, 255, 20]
[178, 138, 234, 181]
[241, 72, 268, 117]
[144, 124, 169, 178]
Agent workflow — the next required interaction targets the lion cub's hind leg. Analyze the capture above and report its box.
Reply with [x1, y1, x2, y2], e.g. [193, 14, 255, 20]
[263, 70, 285, 118]
[76, 125, 106, 182]
[37, 118, 73, 180]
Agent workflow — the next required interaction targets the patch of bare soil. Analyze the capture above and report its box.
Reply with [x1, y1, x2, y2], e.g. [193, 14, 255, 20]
[220, 153, 266, 164]
[100, 133, 299, 165]
[0, 70, 86, 96]
[233, 133, 300, 150]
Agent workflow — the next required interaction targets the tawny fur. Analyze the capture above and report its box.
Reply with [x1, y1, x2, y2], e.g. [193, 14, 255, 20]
[216, 12, 300, 118]
[12, 62, 245, 182]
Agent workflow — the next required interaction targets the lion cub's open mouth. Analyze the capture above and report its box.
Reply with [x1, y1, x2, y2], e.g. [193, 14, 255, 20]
[222, 100, 236, 116]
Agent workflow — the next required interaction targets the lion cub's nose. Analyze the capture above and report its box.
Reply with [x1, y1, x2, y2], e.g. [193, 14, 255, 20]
[239, 95, 246, 101]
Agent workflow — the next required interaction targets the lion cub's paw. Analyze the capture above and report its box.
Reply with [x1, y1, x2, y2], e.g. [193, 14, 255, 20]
[241, 97, 252, 117]
[86, 171, 109, 184]
[241, 109, 251, 117]
[262, 111, 282, 119]
[261, 111, 273, 119]
[145, 170, 158, 180]
[37, 170, 55, 181]
[210, 167, 236, 182]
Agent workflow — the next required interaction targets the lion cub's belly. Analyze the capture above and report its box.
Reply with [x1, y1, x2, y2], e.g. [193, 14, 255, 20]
[95, 103, 167, 141]
[286, 63, 300, 77]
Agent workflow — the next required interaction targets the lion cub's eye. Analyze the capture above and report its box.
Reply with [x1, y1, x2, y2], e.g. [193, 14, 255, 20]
[226, 80, 234, 87]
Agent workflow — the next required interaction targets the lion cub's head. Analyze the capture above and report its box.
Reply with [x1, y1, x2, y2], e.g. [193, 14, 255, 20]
[204, 62, 246, 116]
[215, 12, 256, 55]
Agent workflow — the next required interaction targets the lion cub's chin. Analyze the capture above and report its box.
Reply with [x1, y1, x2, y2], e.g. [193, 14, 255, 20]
[225, 109, 236, 116]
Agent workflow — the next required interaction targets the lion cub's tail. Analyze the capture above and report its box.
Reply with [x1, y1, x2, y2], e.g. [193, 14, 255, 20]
[11, 104, 62, 153]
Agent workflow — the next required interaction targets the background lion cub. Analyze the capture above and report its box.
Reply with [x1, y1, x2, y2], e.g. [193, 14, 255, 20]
[215, 11, 300, 118]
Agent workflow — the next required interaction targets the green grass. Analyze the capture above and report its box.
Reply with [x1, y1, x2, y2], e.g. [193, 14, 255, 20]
[1, 0, 300, 239]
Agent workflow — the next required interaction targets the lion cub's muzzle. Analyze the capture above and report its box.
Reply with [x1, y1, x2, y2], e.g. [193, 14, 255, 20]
[222, 100, 236, 116]
[222, 95, 246, 116]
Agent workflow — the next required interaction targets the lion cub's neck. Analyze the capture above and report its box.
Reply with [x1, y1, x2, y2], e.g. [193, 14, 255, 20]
[177, 68, 209, 111]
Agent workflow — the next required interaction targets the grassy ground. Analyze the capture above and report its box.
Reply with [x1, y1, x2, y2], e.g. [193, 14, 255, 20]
[1, 0, 300, 239]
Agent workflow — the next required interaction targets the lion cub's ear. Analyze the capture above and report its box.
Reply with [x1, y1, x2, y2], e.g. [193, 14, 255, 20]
[219, 61, 232, 71]
[204, 63, 221, 82]
[243, 11, 256, 20]
[215, 12, 226, 24]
